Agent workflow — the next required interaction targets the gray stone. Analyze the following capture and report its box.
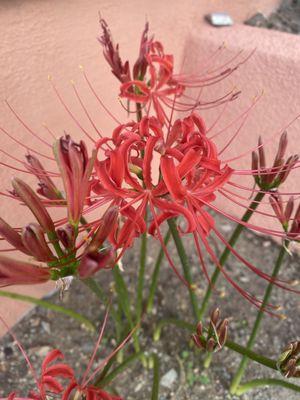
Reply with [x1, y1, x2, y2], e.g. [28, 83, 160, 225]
[245, 12, 268, 28]
[160, 368, 178, 389]
[205, 13, 233, 27]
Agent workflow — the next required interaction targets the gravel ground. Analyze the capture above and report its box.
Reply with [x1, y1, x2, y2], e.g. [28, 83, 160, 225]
[245, 0, 300, 34]
[1, 211, 300, 399]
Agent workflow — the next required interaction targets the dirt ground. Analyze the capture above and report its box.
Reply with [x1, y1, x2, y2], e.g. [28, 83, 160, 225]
[1, 210, 300, 399]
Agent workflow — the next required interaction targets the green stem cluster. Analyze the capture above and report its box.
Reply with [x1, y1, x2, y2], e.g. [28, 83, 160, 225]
[230, 241, 289, 394]
[198, 190, 265, 319]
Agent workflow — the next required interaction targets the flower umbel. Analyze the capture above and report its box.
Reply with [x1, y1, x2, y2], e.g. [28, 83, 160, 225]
[277, 341, 300, 378]
[192, 308, 229, 353]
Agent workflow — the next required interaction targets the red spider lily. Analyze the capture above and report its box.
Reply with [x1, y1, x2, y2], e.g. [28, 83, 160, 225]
[270, 193, 300, 240]
[92, 108, 300, 310]
[0, 308, 132, 399]
[78, 249, 115, 279]
[99, 20, 242, 126]
[27, 349, 75, 400]
[270, 194, 295, 232]
[53, 135, 96, 226]
[0, 135, 117, 286]
[98, 18, 131, 84]
[119, 43, 184, 125]
[0, 255, 51, 287]
[25, 154, 62, 200]
[252, 132, 299, 190]
[12, 178, 56, 234]
[0, 18, 299, 310]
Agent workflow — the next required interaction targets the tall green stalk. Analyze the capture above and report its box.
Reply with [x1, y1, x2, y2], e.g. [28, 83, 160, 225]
[230, 241, 289, 394]
[146, 229, 171, 313]
[136, 230, 147, 320]
[151, 354, 160, 400]
[0, 289, 95, 331]
[168, 219, 200, 320]
[198, 190, 265, 319]
[235, 378, 300, 395]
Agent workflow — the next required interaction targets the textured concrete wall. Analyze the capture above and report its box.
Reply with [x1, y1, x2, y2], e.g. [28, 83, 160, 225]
[0, 0, 288, 334]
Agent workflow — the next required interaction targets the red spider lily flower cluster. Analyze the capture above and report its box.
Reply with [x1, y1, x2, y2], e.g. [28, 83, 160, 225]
[277, 340, 300, 378]
[0, 137, 116, 287]
[92, 108, 300, 308]
[93, 112, 232, 281]
[270, 194, 300, 240]
[0, 309, 130, 400]
[252, 132, 299, 191]
[98, 18, 242, 126]
[0, 19, 299, 312]
[192, 308, 229, 353]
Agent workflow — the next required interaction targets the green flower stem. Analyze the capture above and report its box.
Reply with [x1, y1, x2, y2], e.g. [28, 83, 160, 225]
[48, 230, 65, 259]
[167, 219, 200, 321]
[96, 352, 144, 387]
[113, 266, 141, 353]
[146, 229, 171, 313]
[151, 353, 160, 400]
[235, 378, 300, 395]
[113, 266, 134, 325]
[0, 289, 95, 331]
[203, 352, 213, 369]
[136, 231, 147, 321]
[154, 318, 277, 371]
[230, 241, 289, 394]
[198, 190, 265, 320]
[82, 277, 121, 330]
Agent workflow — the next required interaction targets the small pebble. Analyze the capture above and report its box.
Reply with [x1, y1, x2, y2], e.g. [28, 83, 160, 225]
[36, 345, 52, 358]
[205, 13, 233, 27]
[160, 368, 178, 389]
[41, 321, 51, 334]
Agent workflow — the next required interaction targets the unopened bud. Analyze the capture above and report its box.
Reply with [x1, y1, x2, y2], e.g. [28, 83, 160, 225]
[12, 178, 55, 233]
[22, 223, 55, 262]
[0, 217, 29, 254]
[78, 249, 115, 279]
[26, 154, 61, 200]
[277, 341, 300, 378]
[192, 308, 229, 353]
[56, 224, 75, 250]
[88, 206, 118, 252]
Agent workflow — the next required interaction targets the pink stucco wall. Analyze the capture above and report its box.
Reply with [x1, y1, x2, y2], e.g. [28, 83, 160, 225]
[3, 0, 299, 335]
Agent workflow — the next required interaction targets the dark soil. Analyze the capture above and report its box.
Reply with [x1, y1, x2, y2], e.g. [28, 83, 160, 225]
[1, 212, 300, 399]
[245, 0, 300, 34]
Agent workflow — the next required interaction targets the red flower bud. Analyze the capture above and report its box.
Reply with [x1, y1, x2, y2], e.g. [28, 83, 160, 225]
[12, 178, 55, 233]
[0, 217, 29, 254]
[0, 255, 51, 286]
[53, 135, 95, 226]
[78, 249, 115, 279]
[87, 206, 118, 252]
[56, 224, 76, 250]
[26, 154, 61, 200]
[22, 223, 55, 262]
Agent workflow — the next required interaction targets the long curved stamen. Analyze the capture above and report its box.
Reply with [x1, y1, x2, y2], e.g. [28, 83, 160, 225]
[222, 114, 300, 164]
[0, 126, 54, 161]
[81, 303, 110, 386]
[50, 80, 97, 144]
[81, 68, 122, 125]
[71, 82, 103, 138]
[5, 100, 52, 149]
[228, 181, 300, 196]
